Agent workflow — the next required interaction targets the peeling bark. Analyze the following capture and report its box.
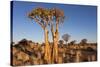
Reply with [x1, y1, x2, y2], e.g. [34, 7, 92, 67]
[44, 28, 51, 63]
[51, 21, 59, 63]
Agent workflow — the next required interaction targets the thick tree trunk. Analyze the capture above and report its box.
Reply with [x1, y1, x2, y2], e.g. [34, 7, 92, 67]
[51, 22, 59, 63]
[55, 23, 59, 63]
[44, 28, 51, 64]
[51, 24, 55, 63]
[53, 34, 58, 63]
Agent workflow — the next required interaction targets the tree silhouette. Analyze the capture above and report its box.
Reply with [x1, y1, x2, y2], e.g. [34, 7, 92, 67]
[59, 40, 64, 45]
[80, 39, 87, 45]
[62, 33, 70, 44]
[59, 40, 64, 48]
[70, 40, 76, 45]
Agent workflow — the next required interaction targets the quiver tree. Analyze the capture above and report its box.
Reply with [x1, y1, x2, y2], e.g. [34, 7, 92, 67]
[50, 8, 65, 63]
[28, 7, 65, 63]
[28, 7, 51, 63]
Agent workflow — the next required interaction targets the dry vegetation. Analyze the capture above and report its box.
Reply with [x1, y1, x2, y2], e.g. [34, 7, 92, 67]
[11, 39, 97, 66]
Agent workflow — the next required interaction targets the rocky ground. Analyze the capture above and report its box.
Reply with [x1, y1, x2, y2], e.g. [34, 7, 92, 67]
[11, 39, 97, 66]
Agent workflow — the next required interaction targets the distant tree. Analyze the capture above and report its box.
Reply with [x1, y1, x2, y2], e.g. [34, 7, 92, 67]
[70, 40, 76, 45]
[59, 40, 64, 48]
[59, 40, 64, 45]
[80, 39, 87, 45]
[62, 33, 70, 44]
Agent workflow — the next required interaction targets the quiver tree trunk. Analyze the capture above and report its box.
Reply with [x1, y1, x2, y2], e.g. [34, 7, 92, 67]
[53, 33, 59, 63]
[51, 23, 59, 63]
[54, 23, 59, 63]
[44, 28, 51, 63]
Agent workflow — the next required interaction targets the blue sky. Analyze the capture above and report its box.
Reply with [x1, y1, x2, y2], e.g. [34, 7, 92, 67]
[12, 1, 97, 43]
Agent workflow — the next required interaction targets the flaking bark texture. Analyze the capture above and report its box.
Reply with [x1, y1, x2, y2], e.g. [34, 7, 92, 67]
[51, 22, 59, 63]
[44, 28, 51, 63]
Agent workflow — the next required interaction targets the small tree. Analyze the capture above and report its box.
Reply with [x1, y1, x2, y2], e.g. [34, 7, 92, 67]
[59, 40, 64, 45]
[70, 40, 76, 45]
[59, 40, 64, 47]
[62, 33, 70, 44]
[80, 39, 87, 45]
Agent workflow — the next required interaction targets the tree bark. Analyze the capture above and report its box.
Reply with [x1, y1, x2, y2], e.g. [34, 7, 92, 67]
[51, 24, 55, 63]
[55, 23, 59, 63]
[51, 22, 59, 63]
[44, 28, 51, 63]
